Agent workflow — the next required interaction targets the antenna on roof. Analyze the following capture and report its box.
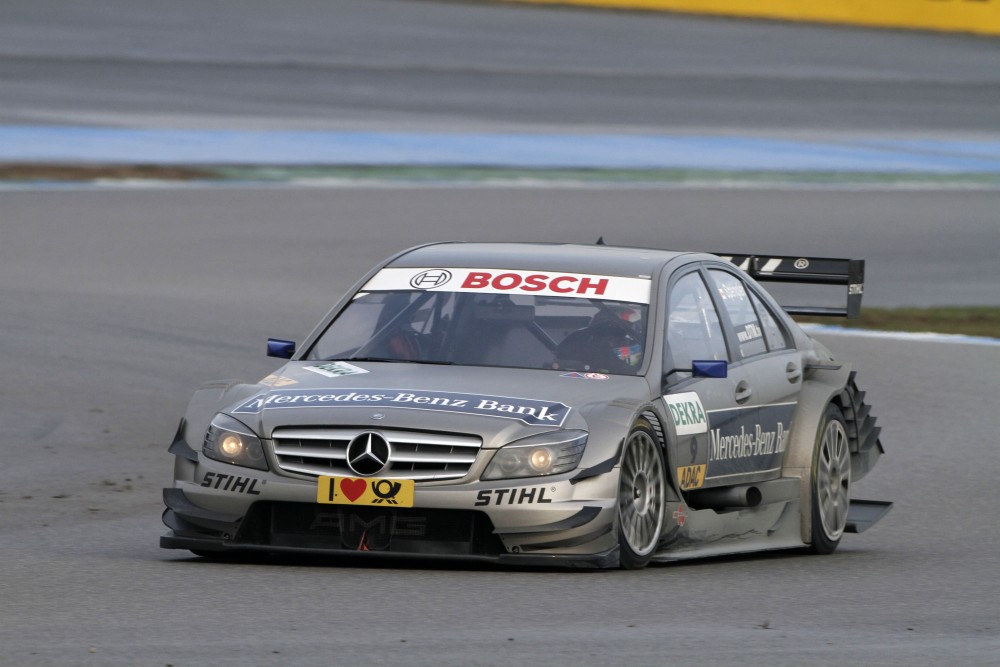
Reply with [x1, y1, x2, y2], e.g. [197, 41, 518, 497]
[595, 236, 606, 245]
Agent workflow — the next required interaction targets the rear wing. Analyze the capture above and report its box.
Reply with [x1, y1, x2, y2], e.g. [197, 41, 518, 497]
[716, 254, 865, 319]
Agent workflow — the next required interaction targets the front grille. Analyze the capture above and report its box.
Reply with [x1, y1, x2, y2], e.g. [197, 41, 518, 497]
[235, 502, 504, 556]
[270, 427, 482, 481]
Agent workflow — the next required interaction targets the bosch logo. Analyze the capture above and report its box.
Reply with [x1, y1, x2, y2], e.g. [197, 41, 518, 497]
[346, 432, 391, 476]
[410, 269, 452, 289]
[794, 258, 810, 270]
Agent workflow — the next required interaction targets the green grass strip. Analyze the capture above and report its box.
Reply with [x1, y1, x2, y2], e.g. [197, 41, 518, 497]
[795, 307, 1000, 338]
[3, 164, 1000, 187]
[214, 166, 1000, 187]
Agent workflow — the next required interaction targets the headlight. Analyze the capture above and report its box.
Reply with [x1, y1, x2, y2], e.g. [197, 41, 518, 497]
[203, 414, 268, 471]
[482, 430, 588, 480]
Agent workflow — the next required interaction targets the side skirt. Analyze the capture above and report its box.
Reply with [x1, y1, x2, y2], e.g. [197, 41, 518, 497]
[652, 499, 805, 562]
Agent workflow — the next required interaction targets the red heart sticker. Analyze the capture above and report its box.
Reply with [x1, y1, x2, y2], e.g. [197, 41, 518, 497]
[340, 478, 367, 502]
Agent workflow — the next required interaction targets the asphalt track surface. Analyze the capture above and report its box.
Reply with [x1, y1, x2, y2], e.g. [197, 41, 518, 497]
[2, 0, 1000, 134]
[2, 1, 999, 666]
[3, 187, 999, 667]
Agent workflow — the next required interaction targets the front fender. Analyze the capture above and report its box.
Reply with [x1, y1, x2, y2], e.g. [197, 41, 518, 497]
[171, 379, 263, 482]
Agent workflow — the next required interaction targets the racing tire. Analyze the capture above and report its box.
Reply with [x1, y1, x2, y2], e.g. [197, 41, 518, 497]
[810, 404, 852, 554]
[616, 419, 666, 569]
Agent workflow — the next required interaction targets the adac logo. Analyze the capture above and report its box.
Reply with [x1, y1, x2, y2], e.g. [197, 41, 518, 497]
[677, 464, 706, 491]
[410, 269, 452, 289]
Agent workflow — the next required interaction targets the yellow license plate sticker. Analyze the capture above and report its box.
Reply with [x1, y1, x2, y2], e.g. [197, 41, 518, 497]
[317, 476, 415, 507]
[677, 464, 706, 490]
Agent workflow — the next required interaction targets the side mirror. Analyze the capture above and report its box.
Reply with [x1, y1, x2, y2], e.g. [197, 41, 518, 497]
[267, 338, 296, 359]
[663, 360, 729, 388]
[692, 360, 728, 378]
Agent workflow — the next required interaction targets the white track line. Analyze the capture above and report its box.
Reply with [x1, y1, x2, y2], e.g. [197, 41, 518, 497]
[801, 324, 1000, 347]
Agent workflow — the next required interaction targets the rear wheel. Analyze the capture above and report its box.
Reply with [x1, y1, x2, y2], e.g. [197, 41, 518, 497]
[617, 420, 666, 569]
[810, 404, 851, 554]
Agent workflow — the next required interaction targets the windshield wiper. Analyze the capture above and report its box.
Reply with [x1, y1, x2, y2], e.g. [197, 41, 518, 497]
[328, 356, 454, 365]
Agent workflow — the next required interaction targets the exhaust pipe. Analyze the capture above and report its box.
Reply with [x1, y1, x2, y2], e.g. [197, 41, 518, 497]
[688, 485, 762, 509]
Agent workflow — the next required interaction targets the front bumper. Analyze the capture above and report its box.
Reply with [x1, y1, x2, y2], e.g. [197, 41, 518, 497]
[161, 452, 621, 568]
[162, 490, 618, 568]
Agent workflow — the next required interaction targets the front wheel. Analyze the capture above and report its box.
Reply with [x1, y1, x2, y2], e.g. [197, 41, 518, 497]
[616, 420, 666, 569]
[810, 404, 851, 554]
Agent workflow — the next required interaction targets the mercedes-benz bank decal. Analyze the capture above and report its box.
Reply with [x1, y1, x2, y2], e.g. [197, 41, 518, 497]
[232, 388, 571, 426]
[346, 432, 391, 476]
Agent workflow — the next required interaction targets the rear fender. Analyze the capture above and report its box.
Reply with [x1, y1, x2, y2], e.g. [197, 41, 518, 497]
[781, 364, 852, 545]
[836, 371, 884, 482]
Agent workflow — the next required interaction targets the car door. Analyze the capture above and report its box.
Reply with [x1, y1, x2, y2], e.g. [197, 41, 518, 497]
[705, 268, 802, 481]
[660, 269, 757, 492]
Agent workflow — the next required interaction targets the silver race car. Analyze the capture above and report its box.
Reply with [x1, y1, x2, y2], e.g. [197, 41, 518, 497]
[162, 242, 890, 568]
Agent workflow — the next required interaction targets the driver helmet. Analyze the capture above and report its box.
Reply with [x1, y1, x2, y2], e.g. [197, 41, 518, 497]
[590, 307, 643, 367]
[613, 341, 643, 367]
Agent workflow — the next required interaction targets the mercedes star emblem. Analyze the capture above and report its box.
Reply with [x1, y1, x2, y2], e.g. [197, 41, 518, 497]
[346, 432, 391, 476]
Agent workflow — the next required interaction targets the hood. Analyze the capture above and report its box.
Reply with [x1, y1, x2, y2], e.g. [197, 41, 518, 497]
[223, 360, 650, 448]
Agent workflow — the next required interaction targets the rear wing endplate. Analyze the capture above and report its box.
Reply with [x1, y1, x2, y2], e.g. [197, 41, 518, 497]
[717, 254, 865, 319]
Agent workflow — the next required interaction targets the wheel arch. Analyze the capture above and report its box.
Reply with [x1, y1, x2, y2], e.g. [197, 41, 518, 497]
[615, 407, 674, 568]
[636, 406, 682, 502]
[781, 364, 852, 545]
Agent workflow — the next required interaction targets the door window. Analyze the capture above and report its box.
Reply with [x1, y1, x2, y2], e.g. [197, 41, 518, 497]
[748, 290, 790, 351]
[665, 272, 729, 373]
[709, 270, 768, 358]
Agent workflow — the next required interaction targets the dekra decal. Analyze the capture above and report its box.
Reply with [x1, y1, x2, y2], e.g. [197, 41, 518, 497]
[664, 392, 708, 436]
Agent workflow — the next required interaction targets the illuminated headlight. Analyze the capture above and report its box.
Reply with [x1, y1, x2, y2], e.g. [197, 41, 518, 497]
[203, 414, 268, 471]
[482, 430, 588, 481]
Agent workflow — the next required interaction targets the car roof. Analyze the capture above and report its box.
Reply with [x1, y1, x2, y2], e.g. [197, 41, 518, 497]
[388, 242, 695, 278]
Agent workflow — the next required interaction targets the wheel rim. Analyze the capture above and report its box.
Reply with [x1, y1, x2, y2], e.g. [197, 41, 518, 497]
[816, 419, 851, 541]
[618, 430, 665, 556]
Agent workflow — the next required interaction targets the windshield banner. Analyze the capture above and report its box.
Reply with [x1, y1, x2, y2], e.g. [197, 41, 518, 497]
[363, 267, 651, 304]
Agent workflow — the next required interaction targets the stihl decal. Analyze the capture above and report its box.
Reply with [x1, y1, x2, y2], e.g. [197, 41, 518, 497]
[475, 487, 554, 506]
[200, 472, 263, 495]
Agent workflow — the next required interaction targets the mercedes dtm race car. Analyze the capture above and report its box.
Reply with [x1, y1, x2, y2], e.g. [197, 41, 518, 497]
[162, 242, 891, 568]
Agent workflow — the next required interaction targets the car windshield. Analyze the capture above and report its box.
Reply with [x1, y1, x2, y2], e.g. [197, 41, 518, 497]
[306, 290, 649, 376]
